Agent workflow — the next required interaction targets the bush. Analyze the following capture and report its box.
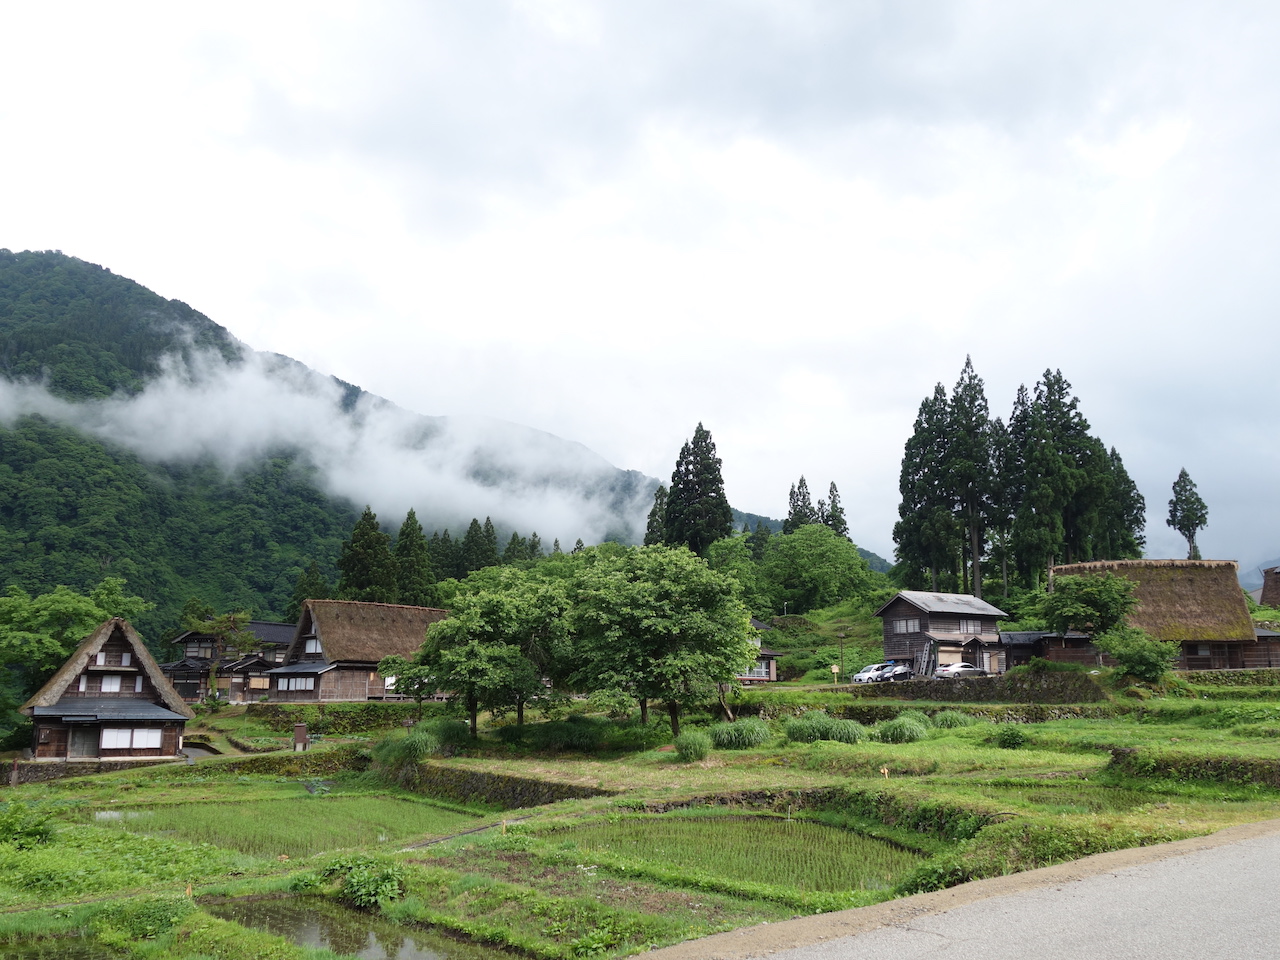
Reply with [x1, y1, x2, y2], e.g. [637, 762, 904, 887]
[529, 719, 606, 752]
[319, 854, 405, 909]
[896, 709, 934, 728]
[587, 687, 636, 720]
[876, 715, 929, 744]
[996, 725, 1028, 749]
[783, 711, 867, 745]
[91, 894, 196, 943]
[0, 802, 55, 849]
[931, 710, 977, 729]
[1093, 626, 1181, 683]
[673, 730, 712, 762]
[709, 717, 772, 749]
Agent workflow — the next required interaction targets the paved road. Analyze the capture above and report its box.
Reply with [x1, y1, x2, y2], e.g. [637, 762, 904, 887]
[645, 819, 1280, 960]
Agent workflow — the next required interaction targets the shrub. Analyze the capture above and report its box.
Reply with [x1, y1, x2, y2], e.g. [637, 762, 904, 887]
[529, 720, 606, 752]
[1093, 626, 1181, 684]
[673, 730, 712, 762]
[896, 709, 934, 728]
[0, 802, 55, 849]
[876, 715, 929, 744]
[783, 711, 866, 745]
[996, 725, 1028, 749]
[319, 854, 405, 909]
[587, 687, 636, 720]
[709, 717, 772, 749]
[931, 710, 976, 729]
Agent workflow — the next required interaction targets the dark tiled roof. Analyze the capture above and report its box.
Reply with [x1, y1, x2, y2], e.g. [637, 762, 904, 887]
[33, 698, 189, 722]
[266, 662, 337, 676]
[875, 591, 1008, 618]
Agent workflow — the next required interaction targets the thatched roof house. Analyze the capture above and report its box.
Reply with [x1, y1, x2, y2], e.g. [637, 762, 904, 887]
[267, 599, 449, 702]
[1051, 559, 1272, 670]
[21, 618, 194, 760]
[1261, 567, 1280, 609]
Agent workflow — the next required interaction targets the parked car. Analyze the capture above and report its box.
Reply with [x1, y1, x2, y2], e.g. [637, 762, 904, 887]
[852, 663, 890, 683]
[934, 663, 988, 679]
[874, 663, 914, 682]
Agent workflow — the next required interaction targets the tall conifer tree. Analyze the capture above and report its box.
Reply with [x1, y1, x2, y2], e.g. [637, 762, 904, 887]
[394, 508, 437, 607]
[644, 484, 668, 545]
[663, 423, 733, 557]
[823, 482, 849, 539]
[337, 506, 398, 603]
[783, 476, 819, 533]
[1167, 468, 1208, 560]
[946, 356, 992, 597]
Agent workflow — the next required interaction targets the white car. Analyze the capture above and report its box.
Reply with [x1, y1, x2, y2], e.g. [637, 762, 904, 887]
[851, 663, 890, 683]
[934, 663, 988, 679]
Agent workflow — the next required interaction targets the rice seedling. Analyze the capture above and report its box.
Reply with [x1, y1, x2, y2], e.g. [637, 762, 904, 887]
[556, 815, 922, 892]
[97, 795, 482, 858]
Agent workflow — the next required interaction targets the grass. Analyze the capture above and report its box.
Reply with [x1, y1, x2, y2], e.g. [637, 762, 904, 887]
[9, 672, 1280, 957]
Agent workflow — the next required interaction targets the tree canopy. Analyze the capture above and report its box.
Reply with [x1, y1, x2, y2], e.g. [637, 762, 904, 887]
[663, 423, 733, 557]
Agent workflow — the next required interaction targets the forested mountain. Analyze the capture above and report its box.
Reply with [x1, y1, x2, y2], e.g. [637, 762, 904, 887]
[0, 250, 657, 637]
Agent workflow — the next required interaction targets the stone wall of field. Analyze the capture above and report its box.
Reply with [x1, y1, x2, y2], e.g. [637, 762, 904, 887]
[848, 672, 1109, 703]
[1108, 746, 1280, 787]
[6, 757, 177, 787]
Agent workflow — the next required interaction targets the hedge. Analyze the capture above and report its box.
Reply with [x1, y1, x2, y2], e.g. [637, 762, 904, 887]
[399, 762, 617, 809]
[849, 673, 1108, 704]
[244, 701, 447, 734]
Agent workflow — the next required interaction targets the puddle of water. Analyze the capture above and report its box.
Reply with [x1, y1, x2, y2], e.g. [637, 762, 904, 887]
[207, 897, 509, 960]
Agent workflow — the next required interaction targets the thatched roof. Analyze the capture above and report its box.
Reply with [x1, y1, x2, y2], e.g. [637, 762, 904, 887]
[21, 618, 195, 718]
[1051, 560, 1254, 643]
[1261, 567, 1280, 609]
[290, 600, 449, 664]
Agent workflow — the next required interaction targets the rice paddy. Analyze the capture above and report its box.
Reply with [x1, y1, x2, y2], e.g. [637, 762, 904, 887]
[551, 814, 924, 892]
[97, 795, 483, 858]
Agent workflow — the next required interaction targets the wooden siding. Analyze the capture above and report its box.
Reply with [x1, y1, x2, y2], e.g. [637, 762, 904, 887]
[32, 722, 183, 760]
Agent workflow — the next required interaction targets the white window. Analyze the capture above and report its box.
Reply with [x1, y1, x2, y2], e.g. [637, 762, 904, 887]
[133, 728, 162, 749]
[96, 652, 107, 666]
[121, 651, 132, 667]
[101, 675, 121, 693]
[304, 637, 322, 654]
[134, 675, 144, 693]
[383, 675, 397, 690]
[78, 675, 87, 692]
[280, 676, 316, 691]
[893, 618, 920, 634]
[101, 728, 132, 749]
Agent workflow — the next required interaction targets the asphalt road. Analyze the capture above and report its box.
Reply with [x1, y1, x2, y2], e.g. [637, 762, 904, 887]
[644, 819, 1280, 960]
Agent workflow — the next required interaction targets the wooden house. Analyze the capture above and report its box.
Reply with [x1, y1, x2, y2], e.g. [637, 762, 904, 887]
[1261, 567, 1280, 609]
[873, 591, 1008, 676]
[1051, 559, 1275, 670]
[267, 600, 449, 702]
[20, 618, 194, 760]
[162, 620, 295, 702]
[737, 618, 779, 683]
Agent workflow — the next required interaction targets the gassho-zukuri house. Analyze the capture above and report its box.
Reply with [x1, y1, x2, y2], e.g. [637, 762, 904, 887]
[266, 599, 449, 702]
[20, 617, 195, 760]
[873, 591, 1008, 676]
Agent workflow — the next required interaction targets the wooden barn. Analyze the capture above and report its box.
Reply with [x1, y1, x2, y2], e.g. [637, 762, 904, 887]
[267, 600, 449, 702]
[874, 591, 1008, 677]
[1051, 559, 1274, 670]
[20, 618, 194, 760]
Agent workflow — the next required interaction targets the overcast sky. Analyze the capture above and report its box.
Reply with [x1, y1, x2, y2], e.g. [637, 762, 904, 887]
[3, 1, 1277, 576]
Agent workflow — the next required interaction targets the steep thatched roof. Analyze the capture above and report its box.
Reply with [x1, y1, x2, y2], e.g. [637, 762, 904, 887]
[1051, 560, 1254, 643]
[291, 600, 449, 664]
[1261, 567, 1280, 609]
[21, 618, 195, 718]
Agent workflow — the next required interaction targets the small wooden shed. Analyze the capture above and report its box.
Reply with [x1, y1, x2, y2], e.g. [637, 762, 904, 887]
[20, 618, 194, 760]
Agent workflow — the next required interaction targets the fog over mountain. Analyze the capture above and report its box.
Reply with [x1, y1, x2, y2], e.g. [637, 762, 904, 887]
[0, 304, 655, 548]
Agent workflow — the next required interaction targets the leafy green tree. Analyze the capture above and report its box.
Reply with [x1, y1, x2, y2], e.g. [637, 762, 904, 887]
[1167, 468, 1208, 560]
[1092, 625, 1180, 683]
[374, 655, 437, 719]
[337, 507, 398, 604]
[663, 423, 733, 557]
[747, 520, 772, 562]
[0, 577, 153, 679]
[568, 545, 756, 736]
[1039, 573, 1136, 637]
[705, 534, 772, 619]
[761, 524, 875, 614]
[394, 509, 437, 607]
[644, 484, 668, 546]
[783, 477, 819, 534]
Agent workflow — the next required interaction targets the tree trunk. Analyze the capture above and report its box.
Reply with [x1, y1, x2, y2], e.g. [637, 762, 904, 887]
[517, 698, 524, 726]
[467, 695, 479, 739]
[717, 685, 735, 722]
[666, 700, 681, 738]
[970, 514, 983, 600]
[639, 698, 649, 725]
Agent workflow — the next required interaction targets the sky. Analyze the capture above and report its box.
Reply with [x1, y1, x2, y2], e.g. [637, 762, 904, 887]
[2, 1, 1278, 578]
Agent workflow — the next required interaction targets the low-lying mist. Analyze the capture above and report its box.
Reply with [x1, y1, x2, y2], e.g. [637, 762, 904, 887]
[0, 348, 654, 546]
